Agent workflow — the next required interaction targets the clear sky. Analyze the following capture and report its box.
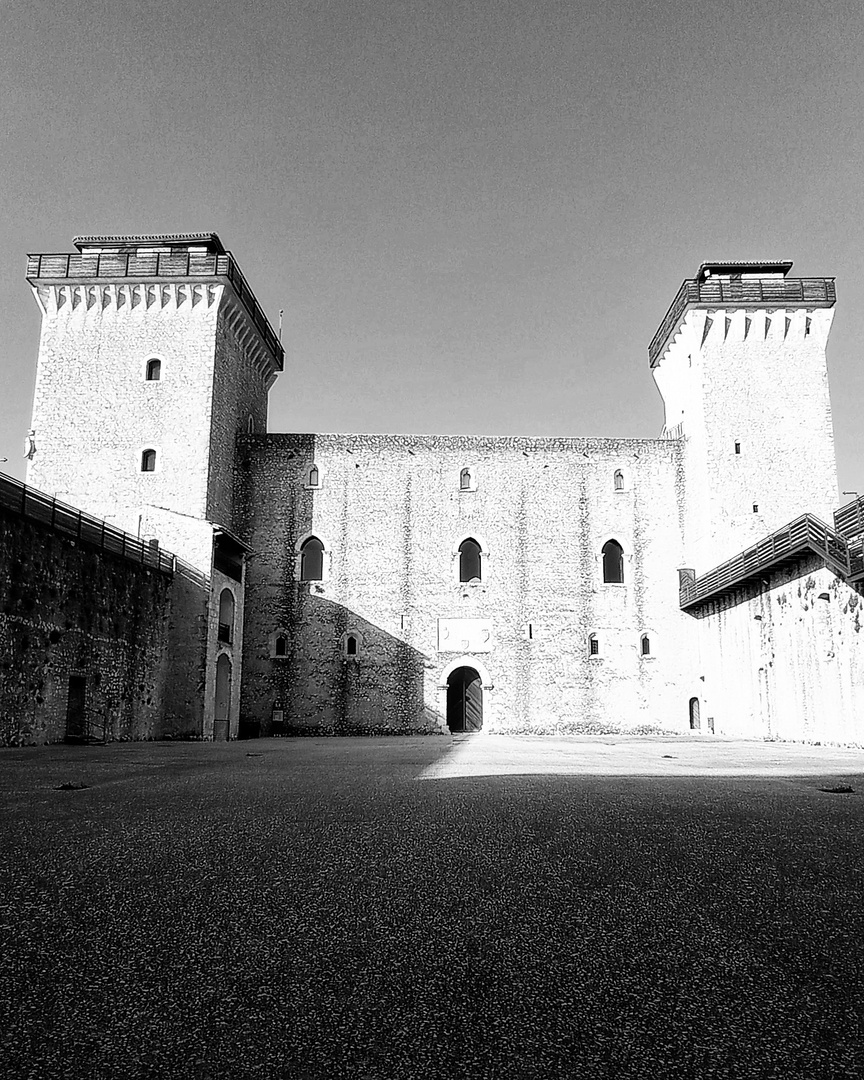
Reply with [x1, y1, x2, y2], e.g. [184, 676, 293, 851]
[1, 0, 862, 493]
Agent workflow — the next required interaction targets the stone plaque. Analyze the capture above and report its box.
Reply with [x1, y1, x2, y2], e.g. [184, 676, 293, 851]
[437, 618, 493, 653]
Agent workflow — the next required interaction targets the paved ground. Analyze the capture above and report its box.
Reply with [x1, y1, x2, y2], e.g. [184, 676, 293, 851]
[1, 735, 863, 1079]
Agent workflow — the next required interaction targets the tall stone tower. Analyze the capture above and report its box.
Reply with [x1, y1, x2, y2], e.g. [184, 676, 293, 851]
[24, 234, 283, 739]
[25, 233, 283, 572]
[651, 261, 837, 573]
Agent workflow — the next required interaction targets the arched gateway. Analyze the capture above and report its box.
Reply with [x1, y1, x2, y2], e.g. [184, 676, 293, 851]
[446, 666, 483, 733]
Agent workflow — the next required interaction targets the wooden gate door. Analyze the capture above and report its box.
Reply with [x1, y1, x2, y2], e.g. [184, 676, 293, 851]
[446, 667, 483, 733]
[65, 676, 87, 742]
[214, 655, 232, 741]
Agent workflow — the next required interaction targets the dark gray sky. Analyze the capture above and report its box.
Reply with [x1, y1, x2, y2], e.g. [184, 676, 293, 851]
[2, 0, 862, 492]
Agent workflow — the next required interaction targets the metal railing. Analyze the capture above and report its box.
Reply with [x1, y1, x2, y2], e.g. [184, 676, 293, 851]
[649, 277, 836, 367]
[0, 472, 176, 575]
[26, 250, 284, 369]
[680, 513, 851, 609]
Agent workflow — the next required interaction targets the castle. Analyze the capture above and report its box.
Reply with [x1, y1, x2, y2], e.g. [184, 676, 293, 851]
[2, 233, 862, 746]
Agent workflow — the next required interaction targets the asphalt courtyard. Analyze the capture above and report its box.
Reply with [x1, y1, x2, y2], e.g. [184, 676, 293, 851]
[1, 734, 863, 1080]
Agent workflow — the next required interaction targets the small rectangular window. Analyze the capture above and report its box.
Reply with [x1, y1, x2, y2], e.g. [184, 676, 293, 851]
[753, 504, 759, 513]
[734, 442, 741, 454]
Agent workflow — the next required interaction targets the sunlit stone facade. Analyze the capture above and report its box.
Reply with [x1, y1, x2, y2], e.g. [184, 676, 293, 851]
[11, 240, 862, 745]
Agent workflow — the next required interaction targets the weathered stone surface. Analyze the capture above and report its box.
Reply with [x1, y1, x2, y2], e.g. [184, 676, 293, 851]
[0, 506, 208, 746]
[235, 433, 697, 735]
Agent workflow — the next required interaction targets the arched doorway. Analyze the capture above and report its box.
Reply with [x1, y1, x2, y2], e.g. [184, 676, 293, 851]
[447, 667, 483, 733]
[689, 697, 701, 731]
[214, 654, 232, 740]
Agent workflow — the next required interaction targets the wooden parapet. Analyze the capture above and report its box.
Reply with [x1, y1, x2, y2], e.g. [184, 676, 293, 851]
[680, 514, 851, 610]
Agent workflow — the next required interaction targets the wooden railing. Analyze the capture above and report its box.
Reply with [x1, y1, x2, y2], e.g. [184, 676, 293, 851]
[26, 250, 283, 368]
[834, 494, 864, 541]
[649, 277, 836, 367]
[680, 514, 851, 609]
[0, 472, 185, 578]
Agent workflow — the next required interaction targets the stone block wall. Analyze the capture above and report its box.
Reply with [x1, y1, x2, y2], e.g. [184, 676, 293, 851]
[27, 282, 221, 562]
[0, 504, 208, 746]
[236, 433, 698, 734]
[694, 554, 864, 744]
[206, 307, 271, 531]
[654, 305, 837, 574]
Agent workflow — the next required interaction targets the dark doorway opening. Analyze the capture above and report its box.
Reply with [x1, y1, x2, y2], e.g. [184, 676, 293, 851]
[689, 697, 701, 731]
[65, 676, 87, 743]
[214, 654, 232, 740]
[447, 667, 483, 733]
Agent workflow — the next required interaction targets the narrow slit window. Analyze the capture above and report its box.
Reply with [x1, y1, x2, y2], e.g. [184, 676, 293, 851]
[602, 539, 624, 583]
[346, 635, 358, 656]
[734, 441, 741, 454]
[145, 358, 161, 381]
[306, 464, 320, 488]
[753, 504, 759, 514]
[589, 633, 599, 656]
[459, 538, 482, 583]
[641, 634, 651, 656]
[274, 635, 287, 657]
[613, 469, 624, 491]
[141, 448, 157, 472]
[300, 536, 324, 581]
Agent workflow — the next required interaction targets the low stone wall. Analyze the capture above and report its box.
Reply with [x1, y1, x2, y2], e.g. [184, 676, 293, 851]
[0, 504, 207, 746]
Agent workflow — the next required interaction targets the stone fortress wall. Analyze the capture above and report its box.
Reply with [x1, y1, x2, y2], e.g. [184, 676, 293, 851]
[693, 554, 864, 743]
[236, 433, 698, 735]
[7, 237, 863, 745]
[0, 482, 209, 746]
[27, 279, 222, 569]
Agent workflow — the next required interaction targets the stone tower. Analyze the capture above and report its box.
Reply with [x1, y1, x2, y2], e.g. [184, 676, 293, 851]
[650, 261, 837, 573]
[25, 234, 283, 739]
[25, 233, 283, 572]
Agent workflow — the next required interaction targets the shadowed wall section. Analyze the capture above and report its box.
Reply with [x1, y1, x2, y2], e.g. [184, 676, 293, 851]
[0, 482, 209, 745]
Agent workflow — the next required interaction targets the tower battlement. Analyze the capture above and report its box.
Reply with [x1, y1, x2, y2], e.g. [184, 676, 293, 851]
[650, 259, 838, 572]
[648, 262, 835, 368]
[27, 233, 283, 374]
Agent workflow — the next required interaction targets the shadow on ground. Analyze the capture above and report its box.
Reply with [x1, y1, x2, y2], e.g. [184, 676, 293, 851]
[1, 736, 863, 1079]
